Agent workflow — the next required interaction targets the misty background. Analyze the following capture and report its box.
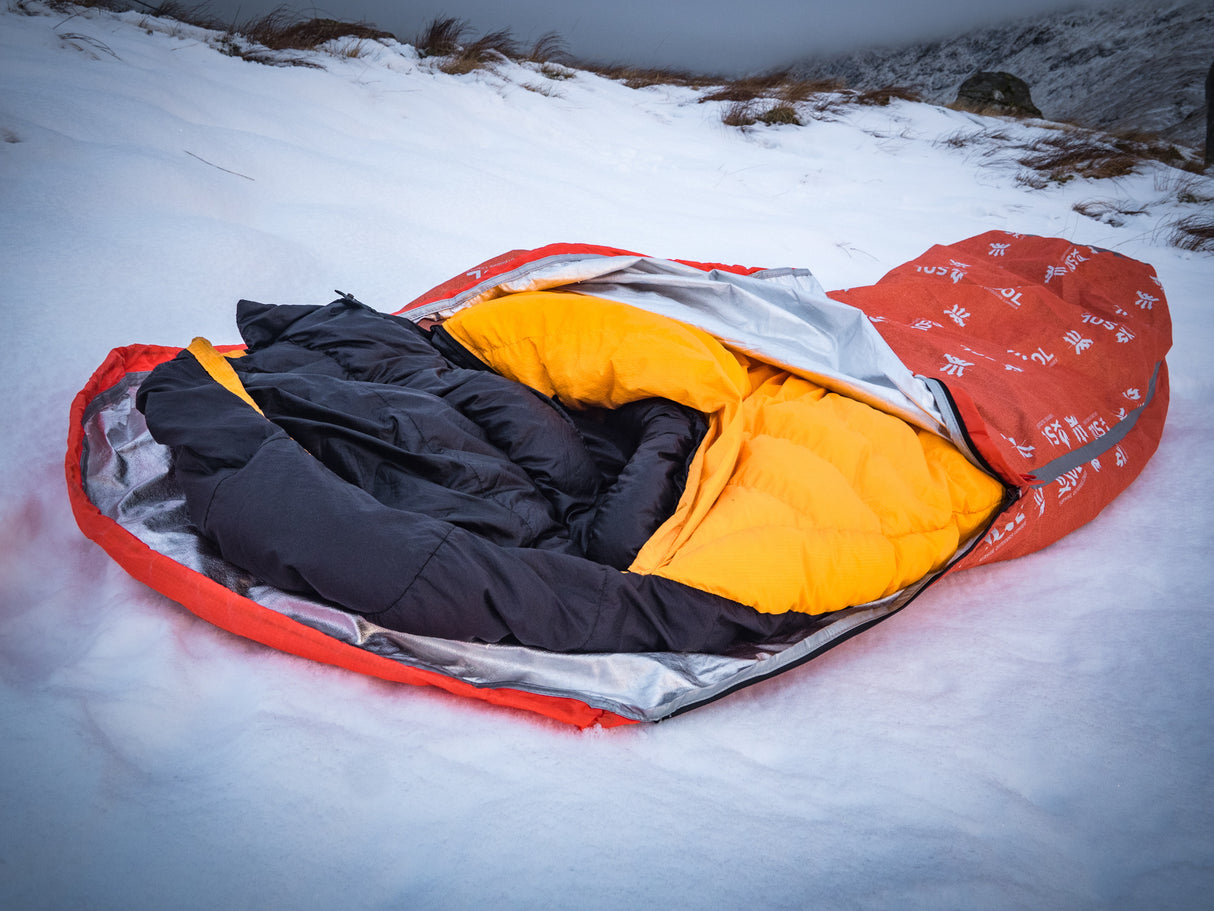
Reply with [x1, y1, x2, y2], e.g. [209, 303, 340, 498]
[199, 0, 1131, 74]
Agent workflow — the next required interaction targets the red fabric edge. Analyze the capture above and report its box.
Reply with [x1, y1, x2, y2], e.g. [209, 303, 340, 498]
[65, 344, 637, 730]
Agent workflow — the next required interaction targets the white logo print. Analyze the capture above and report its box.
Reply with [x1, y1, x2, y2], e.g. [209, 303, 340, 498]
[1003, 435, 1036, 458]
[1063, 329, 1093, 354]
[940, 354, 973, 376]
[944, 305, 971, 327]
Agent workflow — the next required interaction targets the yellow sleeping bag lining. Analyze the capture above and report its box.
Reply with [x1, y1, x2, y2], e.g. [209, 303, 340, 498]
[445, 291, 1005, 616]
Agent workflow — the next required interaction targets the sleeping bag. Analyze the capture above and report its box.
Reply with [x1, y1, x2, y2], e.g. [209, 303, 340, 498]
[66, 231, 1171, 727]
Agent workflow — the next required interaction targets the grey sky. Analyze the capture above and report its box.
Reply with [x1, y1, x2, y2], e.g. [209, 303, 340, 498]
[205, 0, 1127, 74]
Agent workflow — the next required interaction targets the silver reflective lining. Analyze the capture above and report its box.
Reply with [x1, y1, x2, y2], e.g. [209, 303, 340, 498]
[414, 255, 948, 436]
[83, 372, 939, 721]
[570, 261, 947, 435]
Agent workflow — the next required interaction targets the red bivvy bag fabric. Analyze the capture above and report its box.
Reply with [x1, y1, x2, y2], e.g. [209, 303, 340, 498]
[66, 232, 1170, 727]
[827, 232, 1170, 569]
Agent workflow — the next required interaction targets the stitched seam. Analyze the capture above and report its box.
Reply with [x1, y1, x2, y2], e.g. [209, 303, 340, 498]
[376, 525, 457, 616]
[580, 567, 614, 651]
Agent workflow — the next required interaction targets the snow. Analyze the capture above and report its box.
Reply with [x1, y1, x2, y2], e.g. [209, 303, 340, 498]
[2, 4, 1212, 909]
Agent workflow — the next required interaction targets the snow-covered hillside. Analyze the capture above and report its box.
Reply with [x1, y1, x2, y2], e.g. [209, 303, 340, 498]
[2, 3, 1212, 909]
[795, 0, 1214, 147]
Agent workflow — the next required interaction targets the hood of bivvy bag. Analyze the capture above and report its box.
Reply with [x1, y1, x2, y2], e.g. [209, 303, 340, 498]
[825, 232, 1171, 567]
[66, 231, 1170, 727]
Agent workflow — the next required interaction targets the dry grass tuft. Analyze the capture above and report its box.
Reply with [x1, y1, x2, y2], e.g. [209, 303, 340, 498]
[1072, 198, 1148, 227]
[721, 100, 758, 127]
[207, 6, 393, 65]
[1170, 216, 1214, 252]
[526, 31, 570, 64]
[757, 103, 801, 126]
[330, 38, 369, 59]
[411, 17, 521, 75]
[1016, 125, 1204, 185]
[1172, 177, 1214, 206]
[719, 99, 801, 128]
[705, 73, 854, 128]
[126, 2, 224, 30]
[239, 10, 393, 51]
[937, 122, 1210, 252]
[1017, 132, 1140, 183]
[274, 18, 393, 49]
[935, 127, 1013, 150]
[413, 16, 468, 57]
[940, 113, 1205, 195]
[776, 77, 844, 104]
[45, 0, 221, 23]
[438, 27, 519, 74]
[44, 0, 125, 11]
[522, 81, 563, 98]
[232, 7, 296, 47]
[593, 63, 715, 89]
[854, 85, 922, 106]
[705, 73, 934, 130]
[701, 71, 792, 104]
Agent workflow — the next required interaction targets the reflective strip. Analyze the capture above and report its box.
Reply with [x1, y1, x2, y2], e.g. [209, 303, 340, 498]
[185, 337, 264, 415]
[927, 361, 1163, 490]
[1025, 360, 1163, 488]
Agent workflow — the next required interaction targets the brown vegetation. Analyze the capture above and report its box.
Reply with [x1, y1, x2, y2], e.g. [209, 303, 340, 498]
[591, 63, 715, 89]
[777, 77, 844, 104]
[1170, 216, 1214, 252]
[437, 28, 519, 74]
[246, 15, 395, 50]
[707, 77, 928, 129]
[854, 85, 922, 106]
[1016, 131, 1141, 184]
[412, 17, 569, 75]
[525, 32, 570, 64]
[1072, 198, 1148, 227]
[940, 122, 1204, 190]
[413, 16, 467, 57]
[701, 71, 792, 103]
[720, 99, 804, 129]
[757, 103, 801, 126]
[720, 100, 758, 127]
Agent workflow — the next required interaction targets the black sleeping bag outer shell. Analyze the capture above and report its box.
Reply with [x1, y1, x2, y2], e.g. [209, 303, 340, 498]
[135, 297, 819, 653]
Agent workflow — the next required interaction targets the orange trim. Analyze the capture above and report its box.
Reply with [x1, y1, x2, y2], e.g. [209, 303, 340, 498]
[65, 344, 637, 730]
[185, 337, 264, 414]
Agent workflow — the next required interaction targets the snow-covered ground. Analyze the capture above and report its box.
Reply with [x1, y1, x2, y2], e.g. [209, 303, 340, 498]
[2, 4, 1212, 909]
